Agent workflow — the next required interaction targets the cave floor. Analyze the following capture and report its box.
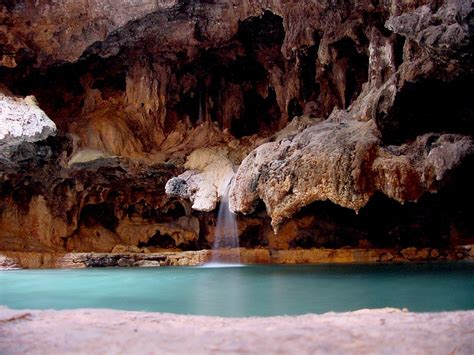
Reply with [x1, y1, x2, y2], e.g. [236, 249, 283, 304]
[0, 307, 472, 354]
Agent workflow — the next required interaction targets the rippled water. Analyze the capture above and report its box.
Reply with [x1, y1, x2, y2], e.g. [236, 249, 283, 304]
[1, 262, 473, 317]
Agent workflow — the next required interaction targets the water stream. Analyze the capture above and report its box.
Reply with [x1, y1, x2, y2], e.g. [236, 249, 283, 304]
[209, 178, 240, 265]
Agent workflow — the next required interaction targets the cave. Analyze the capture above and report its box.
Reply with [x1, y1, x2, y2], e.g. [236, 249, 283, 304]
[0, 10, 288, 146]
[285, 151, 474, 249]
[79, 203, 119, 231]
[290, 201, 366, 248]
[298, 32, 322, 106]
[197, 10, 286, 137]
[239, 224, 269, 248]
[333, 36, 369, 108]
[138, 231, 176, 249]
[1, 1, 474, 349]
[376, 77, 474, 144]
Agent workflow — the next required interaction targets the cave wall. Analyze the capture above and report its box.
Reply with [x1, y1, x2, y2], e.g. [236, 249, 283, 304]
[2, 0, 441, 158]
[1, 0, 473, 254]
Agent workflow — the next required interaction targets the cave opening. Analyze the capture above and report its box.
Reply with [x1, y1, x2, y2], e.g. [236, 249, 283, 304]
[231, 87, 281, 138]
[160, 200, 188, 220]
[333, 37, 369, 108]
[290, 201, 364, 248]
[359, 193, 450, 248]
[285, 175, 474, 249]
[1, 9, 288, 146]
[79, 203, 119, 231]
[287, 97, 303, 119]
[138, 231, 176, 249]
[168, 10, 287, 138]
[298, 37, 321, 103]
[393, 34, 405, 70]
[0, 62, 84, 129]
[165, 32, 285, 138]
[239, 224, 269, 248]
[376, 77, 474, 144]
[237, 10, 285, 50]
[0, 54, 128, 131]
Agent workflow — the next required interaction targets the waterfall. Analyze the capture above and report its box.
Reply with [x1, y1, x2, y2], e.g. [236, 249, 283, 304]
[208, 178, 240, 265]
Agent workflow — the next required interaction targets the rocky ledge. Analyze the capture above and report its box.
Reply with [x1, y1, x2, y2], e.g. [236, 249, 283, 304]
[1, 245, 473, 269]
[1, 307, 473, 354]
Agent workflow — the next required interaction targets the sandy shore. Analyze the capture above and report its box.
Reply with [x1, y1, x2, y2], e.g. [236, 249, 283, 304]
[1, 307, 473, 354]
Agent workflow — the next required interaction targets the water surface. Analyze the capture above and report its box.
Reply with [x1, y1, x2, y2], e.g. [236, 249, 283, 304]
[1, 263, 473, 316]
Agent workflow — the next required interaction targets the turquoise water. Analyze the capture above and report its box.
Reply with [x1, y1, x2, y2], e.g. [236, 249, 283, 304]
[1, 263, 473, 317]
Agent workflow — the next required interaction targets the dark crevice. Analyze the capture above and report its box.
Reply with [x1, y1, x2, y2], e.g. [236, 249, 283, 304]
[376, 77, 474, 144]
[393, 34, 405, 70]
[138, 231, 176, 249]
[239, 224, 269, 248]
[232, 87, 281, 138]
[287, 97, 303, 119]
[284, 154, 474, 249]
[238, 10, 285, 50]
[79, 203, 119, 231]
[333, 37, 369, 108]
[298, 43, 320, 102]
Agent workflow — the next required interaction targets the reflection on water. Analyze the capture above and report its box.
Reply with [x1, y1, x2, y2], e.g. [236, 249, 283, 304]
[1, 263, 473, 317]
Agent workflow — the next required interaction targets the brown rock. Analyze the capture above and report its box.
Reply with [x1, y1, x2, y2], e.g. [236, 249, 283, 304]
[379, 253, 394, 262]
[416, 248, 430, 260]
[401, 247, 418, 260]
[230, 120, 473, 230]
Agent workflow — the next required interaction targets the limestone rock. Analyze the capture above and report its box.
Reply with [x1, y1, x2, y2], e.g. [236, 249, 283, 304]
[0, 254, 20, 270]
[133, 260, 161, 267]
[112, 245, 143, 254]
[385, 1, 472, 60]
[165, 148, 235, 212]
[230, 119, 474, 230]
[0, 93, 56, 154]
[0, 1, 178, 68]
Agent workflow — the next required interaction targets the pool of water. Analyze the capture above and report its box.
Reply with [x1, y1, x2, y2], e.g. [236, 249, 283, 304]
[1, 262, 473, 317]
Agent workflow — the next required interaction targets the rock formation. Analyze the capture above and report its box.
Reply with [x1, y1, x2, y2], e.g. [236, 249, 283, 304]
[0, 0, 473, 258]
[0, 90, 56, 156]
[230, 120, 474, 230]
[166, 147, 237, 212]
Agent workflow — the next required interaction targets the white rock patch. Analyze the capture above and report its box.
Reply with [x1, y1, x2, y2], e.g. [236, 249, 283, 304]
[0, 93, 56, 145]
[165, 148, 235, 212]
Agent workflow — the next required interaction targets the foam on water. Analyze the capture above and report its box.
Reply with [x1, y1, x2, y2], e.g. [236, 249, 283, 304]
[199, 263, 245, 268]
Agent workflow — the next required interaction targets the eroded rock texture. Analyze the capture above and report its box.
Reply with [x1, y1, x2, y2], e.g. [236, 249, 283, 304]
[0, 135, 202, 252]
[0, 0, 473, 255]
[230, 120, 474, 230]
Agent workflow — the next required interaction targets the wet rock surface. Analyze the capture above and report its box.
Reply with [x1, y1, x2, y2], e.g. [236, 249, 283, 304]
[1, 245, 473, 269]
[1, 308, 473, 354]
